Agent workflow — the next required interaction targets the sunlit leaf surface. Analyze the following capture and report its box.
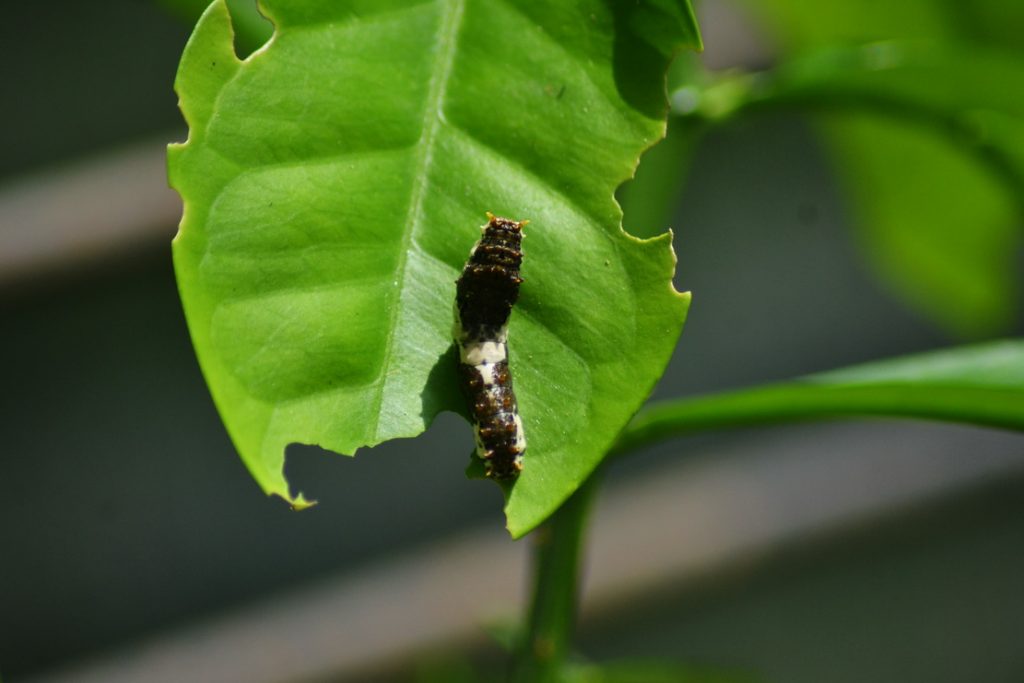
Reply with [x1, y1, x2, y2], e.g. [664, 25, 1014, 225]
[170, 0, 699, 536]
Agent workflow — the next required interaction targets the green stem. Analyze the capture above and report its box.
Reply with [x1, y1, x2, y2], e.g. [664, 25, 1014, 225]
[511, 476, 600, 683]
[611, 383, 1024, 457]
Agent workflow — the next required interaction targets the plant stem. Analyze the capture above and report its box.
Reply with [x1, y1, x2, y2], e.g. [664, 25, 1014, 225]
[510, 476, 600, 683]
[611, 381, 1024, 458]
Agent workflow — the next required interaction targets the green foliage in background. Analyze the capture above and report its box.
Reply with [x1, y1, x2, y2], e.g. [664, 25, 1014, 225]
[672, 0, 1024, 337]
[170, 0, 700, 537]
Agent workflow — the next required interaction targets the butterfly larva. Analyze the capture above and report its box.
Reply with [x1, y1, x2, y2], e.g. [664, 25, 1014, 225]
[454, 213, 527, 480]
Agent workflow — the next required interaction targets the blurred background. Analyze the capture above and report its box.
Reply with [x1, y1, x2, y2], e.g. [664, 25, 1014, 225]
[2, 1, 1023, 682]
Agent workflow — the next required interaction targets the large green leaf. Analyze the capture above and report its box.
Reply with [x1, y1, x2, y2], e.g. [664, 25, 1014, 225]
[615, 339, 1024, 453]
[169, 0, 699, 536]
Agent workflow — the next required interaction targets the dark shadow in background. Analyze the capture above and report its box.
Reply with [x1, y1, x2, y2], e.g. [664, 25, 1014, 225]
[0, 2, 188, 180]
[578, 471, 1024, 683]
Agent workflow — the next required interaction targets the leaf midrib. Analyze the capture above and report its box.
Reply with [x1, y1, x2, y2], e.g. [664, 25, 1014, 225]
[370, 0, 466, 440]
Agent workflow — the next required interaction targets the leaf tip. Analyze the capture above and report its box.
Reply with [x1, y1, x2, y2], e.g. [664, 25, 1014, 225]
[269, 490, 317, 511]
[506, 517, 530, 540]
[286, 492, 318, 511]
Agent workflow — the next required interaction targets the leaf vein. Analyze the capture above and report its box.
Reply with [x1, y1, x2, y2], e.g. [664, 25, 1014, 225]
[442, 120, 603, 226]
[370, 0, 466, 440]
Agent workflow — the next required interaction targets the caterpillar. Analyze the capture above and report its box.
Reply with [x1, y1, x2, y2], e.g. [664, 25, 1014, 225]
[454, 213, 527, 480]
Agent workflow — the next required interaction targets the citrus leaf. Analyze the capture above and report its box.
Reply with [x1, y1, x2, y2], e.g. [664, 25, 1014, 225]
[170, 0, 699, 536]
[615, 339, 1024, 453]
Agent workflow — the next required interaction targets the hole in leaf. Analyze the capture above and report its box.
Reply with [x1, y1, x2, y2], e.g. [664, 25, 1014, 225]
[227, 0, 273, 58]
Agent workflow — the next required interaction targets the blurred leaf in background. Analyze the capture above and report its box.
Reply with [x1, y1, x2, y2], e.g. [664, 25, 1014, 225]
[644, 0, 1024, 337]
[738, 0, 1024, 337]
[745, 41, 1024, 336]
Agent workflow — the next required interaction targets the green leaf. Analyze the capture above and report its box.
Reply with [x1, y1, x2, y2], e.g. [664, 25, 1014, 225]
[824, 113, 1019, 336]
[767, 44, 1024, 336]
[615, 339, 1024, 454]
[718, 2, 1024, 335]
[674, 43, 1024, 336]
[169, 0, 699, 536]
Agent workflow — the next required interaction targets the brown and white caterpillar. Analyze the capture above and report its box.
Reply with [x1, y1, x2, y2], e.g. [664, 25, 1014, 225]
[454, 213, 527, 480]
